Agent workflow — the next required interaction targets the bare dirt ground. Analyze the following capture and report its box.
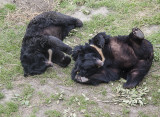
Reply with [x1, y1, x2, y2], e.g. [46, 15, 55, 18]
[71, 6, 109, 22]
[0, 0, 13, 8]
[0, 0, 160, 117]
[142, 25, 160, 36]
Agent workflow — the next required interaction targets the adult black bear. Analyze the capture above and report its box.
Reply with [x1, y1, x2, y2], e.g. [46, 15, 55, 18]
[20, 11, 83, 77]
[72, 28, 153, 88]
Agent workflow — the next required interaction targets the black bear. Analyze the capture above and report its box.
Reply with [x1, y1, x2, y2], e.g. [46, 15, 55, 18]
[20, 11, 83, 77]
[71, 28, 153, 88]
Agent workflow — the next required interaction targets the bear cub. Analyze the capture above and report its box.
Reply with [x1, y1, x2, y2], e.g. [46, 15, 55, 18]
[20, 11, 83, 77]
[72, 28, 153, 88]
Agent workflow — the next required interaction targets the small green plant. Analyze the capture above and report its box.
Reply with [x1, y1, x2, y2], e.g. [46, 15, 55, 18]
[54, 91, 65, 104]
[122, 108, 130, 117]
[92, 108, 111, 117]
[41, 92, 65, 104]
[68, 94, 89, 106]
[154, 50, 160, 62]
[84, 113, 92, 117]
[82, 9, 91, 15]
[151, 90, 160, 106]
[68, 94, 96, 112]
[101, 90, 107, 96]
[6, 82, 13, 89]
[138, 112, 149, 117]
[30, 107, 39, 117]
[44, 97, 52, 104]
[151, 74, 160, 79]
[40, 79, 46, 85]
[0, 92, 4, 99]
[157, 0, 160, 3]
[45, 110, 62, 117]
[12, 85, 34, 106]
[23, 85, 34, 97]
[4, 4, 16, 11]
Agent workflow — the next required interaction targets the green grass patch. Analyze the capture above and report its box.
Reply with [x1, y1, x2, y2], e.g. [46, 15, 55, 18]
[0, 92, 4, 99]
[67, 95, 96, 112]
[133, 13, 160, 27]
[151, 87, 160, 106]
[145, 71, 160, 106]
[91, 107, 111, 117]
[0, 101, 18, 116]
[0, 23, 25, 88]
[0, 4, 16, 20]
[122, 108, 130, 117]
[12, 85, 34, 106]
[137, 111, 158, 117]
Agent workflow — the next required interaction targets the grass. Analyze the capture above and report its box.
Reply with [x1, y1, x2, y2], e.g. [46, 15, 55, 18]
[45, 110, 62, 117]
[0, 92, 4, 99]
[67, 95, 96, 110]
[12, 85, 34, 106]
[0, 101, 18, 117]
[122, 108, 130, 117]
[0, 0, 160, 116]
[138, 111, 158, 117]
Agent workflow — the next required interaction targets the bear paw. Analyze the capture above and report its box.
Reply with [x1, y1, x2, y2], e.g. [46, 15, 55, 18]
[132, 28, 144, 39]
[58, 56, 71, 67]
[75, 19, 83, 27]
[75, 75, 89, 83]
[123, 82, 138, 89]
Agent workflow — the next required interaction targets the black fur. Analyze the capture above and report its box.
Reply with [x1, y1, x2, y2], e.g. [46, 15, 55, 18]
[72, 28, 153, 88]
[20, 11, 83, 77]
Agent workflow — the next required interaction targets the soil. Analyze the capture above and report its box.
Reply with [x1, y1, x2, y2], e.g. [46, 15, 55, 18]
[0, 0, 13, 8]
[142, 25, 160, 36]
[71, 6, 109, 22]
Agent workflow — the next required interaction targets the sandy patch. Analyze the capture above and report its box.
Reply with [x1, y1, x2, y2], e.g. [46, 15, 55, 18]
[142, 25, 160, 36]
[14, 0, 54, 12]
[0, 0, 13, 8]
[71, 6, 109, 22]
[130, 105, 160, 117]
[0, 87, 22, 104]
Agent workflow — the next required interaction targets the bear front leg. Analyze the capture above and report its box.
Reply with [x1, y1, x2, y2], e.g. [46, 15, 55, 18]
[48, 36, 72, 55]
[51, 49, 71, 67]
[57, 12, 83, 27]
[47, 11, 83, 28]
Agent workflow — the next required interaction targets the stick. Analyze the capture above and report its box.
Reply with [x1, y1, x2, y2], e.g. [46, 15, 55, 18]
[48, 49, 52, 63]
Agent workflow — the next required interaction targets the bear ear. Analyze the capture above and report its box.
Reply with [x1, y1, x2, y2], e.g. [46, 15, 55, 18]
[72, 45, 83, 61]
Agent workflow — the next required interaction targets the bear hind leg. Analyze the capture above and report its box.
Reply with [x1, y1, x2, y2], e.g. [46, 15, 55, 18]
[123, 60, 151, 88]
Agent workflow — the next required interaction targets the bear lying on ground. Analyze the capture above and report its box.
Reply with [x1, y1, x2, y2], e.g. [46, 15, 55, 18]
[71, 28, 153, 88]
[20, 11, 83, 77]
